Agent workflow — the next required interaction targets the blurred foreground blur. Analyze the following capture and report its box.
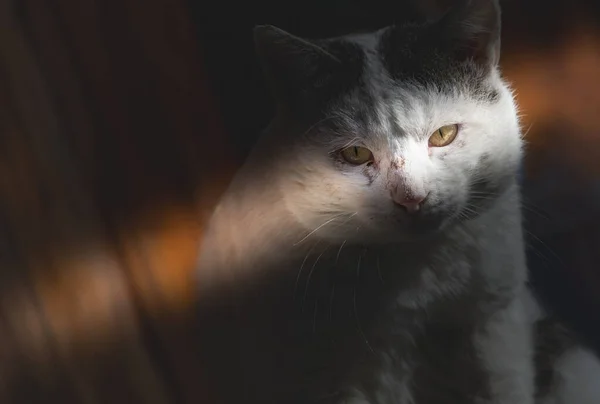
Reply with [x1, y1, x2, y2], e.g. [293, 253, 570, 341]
[0, 0, 598, 402]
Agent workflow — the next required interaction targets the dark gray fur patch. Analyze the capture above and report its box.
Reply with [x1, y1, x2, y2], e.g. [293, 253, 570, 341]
[378, 24, 500, 103]
[304, 26, 500, 144]
[305, 39, 368, 120]
[409, 271, 509, 404]
[257, 18, 503, 149]
[534, 315, 577, 399]
[411, 322, 491, 403]
[254, 26, 368, 123]
[332, 83, 382, 134]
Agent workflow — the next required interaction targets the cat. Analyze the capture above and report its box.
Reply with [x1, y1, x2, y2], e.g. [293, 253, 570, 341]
[196, 0, 600, 403]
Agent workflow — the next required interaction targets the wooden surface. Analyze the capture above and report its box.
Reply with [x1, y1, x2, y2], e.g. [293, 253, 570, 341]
[0, 0, 598, 402]
[0, 0, 232, 402]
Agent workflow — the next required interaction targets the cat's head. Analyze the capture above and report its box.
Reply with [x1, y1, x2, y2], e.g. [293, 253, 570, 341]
[254, 0, 522, 243]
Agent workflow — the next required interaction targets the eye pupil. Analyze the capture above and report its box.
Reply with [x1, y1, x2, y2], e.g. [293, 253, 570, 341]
[429, 124, 458, 147]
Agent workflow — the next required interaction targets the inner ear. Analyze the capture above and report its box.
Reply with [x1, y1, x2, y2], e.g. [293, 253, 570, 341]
[432, 0, 501, 66]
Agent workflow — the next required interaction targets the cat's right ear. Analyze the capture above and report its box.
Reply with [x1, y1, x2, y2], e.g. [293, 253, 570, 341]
[433, 0, 502, 67]
[253, 25, 342, 109]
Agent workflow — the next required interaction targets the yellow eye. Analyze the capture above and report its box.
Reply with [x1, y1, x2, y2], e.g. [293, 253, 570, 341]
[429, 124, 459, 147]
[340, 146, 373, 165]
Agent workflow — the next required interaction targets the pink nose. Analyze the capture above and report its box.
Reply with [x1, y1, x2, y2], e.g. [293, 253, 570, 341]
[393, 193, 428, 214]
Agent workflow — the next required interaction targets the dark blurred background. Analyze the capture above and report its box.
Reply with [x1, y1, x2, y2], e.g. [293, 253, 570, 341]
[0, 0, 598, 402]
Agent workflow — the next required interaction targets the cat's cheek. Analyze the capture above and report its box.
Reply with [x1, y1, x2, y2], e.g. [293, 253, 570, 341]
[362, 165, 379, 185]
[330, 157, 348, 170]
[429, 148, 442, 160]
[455, 139, 467, 149]
[429, 140, 465, 162]
[428, 148, 448, 161]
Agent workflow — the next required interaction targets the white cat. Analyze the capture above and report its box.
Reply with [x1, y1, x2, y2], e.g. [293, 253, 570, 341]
[196, 1, 600, 403]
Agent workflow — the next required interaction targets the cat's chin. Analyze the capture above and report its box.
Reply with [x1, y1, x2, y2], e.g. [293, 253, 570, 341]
[366, 229, 444, 245]
[362, 213, 453, 244]
[399, 222, 449, 242]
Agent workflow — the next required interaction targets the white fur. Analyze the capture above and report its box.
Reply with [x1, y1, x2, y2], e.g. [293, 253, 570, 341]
[476, 291, 535, 404]
[523, 291, 600, 404]
[545, 347, 600, 404]
[347, 356, 416, 404]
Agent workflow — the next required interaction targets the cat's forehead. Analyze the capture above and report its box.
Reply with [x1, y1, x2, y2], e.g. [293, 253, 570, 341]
[313, 26, 500, 139]
[320, 85, 463, 145]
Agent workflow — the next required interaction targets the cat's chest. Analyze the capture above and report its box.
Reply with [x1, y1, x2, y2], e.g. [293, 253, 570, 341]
[274, 241, 477, 340]
[199, 233, 510, 404]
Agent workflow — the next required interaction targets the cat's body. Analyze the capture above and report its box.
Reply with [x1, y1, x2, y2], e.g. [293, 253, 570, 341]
[199, 177, 532, 404]
[196, 1, 600, 403]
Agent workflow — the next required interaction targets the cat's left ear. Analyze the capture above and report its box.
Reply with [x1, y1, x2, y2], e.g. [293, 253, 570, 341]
[434, 0, 502, 67]
[253, 25, 343, 111]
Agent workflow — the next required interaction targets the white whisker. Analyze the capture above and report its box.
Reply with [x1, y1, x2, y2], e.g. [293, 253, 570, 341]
[302, 248, 328, 312]
[293, 213, 348, 246]
[293, 242, 319, 300]
[335, 240, 347, 265]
